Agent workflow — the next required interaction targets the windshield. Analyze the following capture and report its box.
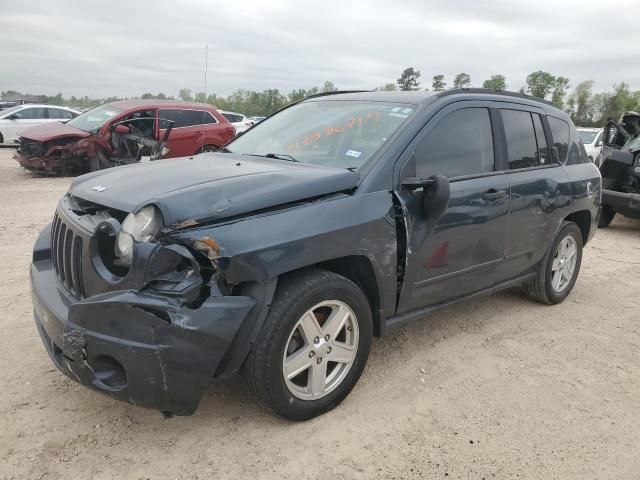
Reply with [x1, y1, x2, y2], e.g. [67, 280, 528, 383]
[578, 130, 598, 144]
[225, 100, 415, 169]
[68, 104, 123, 132]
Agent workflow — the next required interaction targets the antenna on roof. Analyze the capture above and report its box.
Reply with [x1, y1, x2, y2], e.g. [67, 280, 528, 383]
[200, 44, 208, 153]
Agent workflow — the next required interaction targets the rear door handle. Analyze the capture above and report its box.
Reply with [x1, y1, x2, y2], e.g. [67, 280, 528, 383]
[482, 189, 506, 200]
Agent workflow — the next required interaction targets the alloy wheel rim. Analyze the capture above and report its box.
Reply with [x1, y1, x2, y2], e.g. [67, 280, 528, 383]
[551, 235, 577, 292]
[282, 300, 359, 400]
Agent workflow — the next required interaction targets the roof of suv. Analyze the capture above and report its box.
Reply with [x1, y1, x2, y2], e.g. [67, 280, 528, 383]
[304, 89, 562, 112]
[106, 99, 218, 111]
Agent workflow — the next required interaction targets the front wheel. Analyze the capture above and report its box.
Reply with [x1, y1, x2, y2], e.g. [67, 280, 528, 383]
[243, 270, 372, 421]
[523, 221, 583, 305]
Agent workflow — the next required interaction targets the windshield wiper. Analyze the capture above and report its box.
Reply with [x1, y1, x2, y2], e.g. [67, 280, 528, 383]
[263, 153, 299, 162]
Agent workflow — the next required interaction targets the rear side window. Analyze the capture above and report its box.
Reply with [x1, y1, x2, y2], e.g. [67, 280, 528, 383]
[548, 116, 570, 162]
[532, 114, 549, 165]
[415, 107, 494, 178]
[223, 113, 243, 123]
[501, 110, 539, 169]
[159, 109, 216, 128]
[47, 108, 73, 120]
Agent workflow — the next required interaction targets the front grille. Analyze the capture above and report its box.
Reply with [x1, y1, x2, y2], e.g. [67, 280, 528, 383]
[19, 137, 44, 156]
[51, 212, 86, 298]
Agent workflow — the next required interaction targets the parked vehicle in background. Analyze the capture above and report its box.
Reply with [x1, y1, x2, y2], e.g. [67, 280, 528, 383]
[597, 111, 640, 227]
[220, 110, 253, 134]
[14, 100, 235, 175]
[0, 104, 80, 145]
[577, 127, 604, 166]
[248, 116, 266, 124]
[29, 90, 600, 421]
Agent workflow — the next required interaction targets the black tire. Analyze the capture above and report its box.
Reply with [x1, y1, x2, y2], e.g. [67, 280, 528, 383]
[598, 205, 616, 228]
[197, 144, 219, 154]
[523, 221, 583, 305]
[243, 269, 373, 421]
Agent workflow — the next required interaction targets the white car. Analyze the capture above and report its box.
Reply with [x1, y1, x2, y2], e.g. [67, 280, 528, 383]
[220, 110, 253, 134]
[577, 127, 604, 166]
[0, 104, 80, 145]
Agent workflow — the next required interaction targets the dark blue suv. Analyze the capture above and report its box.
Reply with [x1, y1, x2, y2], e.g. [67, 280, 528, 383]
[30, 90, 601, 420]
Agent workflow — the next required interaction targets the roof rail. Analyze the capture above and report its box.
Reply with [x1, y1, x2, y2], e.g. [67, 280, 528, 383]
[436, 88, 557, 107]
[304, 90, 370, 100]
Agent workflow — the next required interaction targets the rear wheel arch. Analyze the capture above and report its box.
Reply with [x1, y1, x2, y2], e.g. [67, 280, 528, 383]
[564, 210, 591, 245]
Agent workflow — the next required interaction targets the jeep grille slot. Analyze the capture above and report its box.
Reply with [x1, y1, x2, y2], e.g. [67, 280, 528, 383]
[51, 213, 86, 298]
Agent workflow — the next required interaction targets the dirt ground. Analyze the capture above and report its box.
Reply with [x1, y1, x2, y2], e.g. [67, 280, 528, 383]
[1, 147, 639, 480]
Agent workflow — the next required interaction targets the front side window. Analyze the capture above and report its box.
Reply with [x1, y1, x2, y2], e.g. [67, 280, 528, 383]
[415, 108, 494, 178]
[226, 100, 415, 169]
[501, 110, 539, 169]
[14, 107, 47, 120]
[548, 116, 570, 162]
[578, 130, 598, 144]
[68, 104, 123, 132]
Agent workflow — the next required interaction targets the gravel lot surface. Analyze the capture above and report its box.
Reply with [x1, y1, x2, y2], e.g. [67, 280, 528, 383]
[1, 147, 639, 479]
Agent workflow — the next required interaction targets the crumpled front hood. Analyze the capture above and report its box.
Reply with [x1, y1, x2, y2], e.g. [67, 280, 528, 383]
[69, 153, 360, 226]
[19, 122, 91, 142]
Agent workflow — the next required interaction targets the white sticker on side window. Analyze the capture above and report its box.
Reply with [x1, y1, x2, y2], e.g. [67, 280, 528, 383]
[345, 149, 362, 158]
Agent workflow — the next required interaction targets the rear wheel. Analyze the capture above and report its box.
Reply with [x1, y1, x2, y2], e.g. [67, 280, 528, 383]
[523, 221, 583, 305]
[244, 270, 372, 421]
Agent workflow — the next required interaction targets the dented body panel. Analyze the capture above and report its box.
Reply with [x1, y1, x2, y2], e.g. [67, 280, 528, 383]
[30, 90, 601, 415]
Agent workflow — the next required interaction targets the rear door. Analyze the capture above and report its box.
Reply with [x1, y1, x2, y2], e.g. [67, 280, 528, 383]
[498, 106, 567, 274]
[395, 102, 510, 313]
[159, 109, 205, 157]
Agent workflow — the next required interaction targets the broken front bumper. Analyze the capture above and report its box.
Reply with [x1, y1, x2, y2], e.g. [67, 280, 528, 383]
[14, 151, 60, 174]
[31, 254, 256, 415]
[602, 189, 640, 219]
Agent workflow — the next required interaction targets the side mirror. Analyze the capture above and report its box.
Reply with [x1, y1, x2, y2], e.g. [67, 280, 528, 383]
[113, 124, 130, 134]
[595, 140, 602, 147]
[7, 113, 19, 120]
[401, 175, 450, 221]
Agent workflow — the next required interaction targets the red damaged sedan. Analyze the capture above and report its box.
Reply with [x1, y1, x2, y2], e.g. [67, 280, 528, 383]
[14, 100, 236, 175]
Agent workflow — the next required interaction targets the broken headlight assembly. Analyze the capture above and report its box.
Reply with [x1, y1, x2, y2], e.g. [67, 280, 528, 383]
[115, 205, 162, 266]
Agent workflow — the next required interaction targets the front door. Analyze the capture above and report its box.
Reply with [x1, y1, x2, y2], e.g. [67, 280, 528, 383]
[395, 104, 510, 314]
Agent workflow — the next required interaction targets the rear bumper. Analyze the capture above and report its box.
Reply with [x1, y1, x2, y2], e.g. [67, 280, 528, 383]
[602, 189, 640, 219]
[31, 257, 256, 415]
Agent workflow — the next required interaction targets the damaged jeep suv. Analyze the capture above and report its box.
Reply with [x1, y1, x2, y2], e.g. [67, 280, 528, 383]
[30, 90, 600, 420]
[15, 100, 235, 176]
[597, 111, 640, 227]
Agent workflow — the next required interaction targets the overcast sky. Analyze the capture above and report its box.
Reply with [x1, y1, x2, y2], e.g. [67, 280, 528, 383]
[0, 0, 636, 98]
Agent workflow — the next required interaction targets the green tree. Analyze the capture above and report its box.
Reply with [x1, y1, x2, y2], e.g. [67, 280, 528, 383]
[567, 80, 594, 126]
[141, 92, 154, 99]
[321, 81, 337, 93]
[194, 92, 207, 103]
[432, 74, 446, 92]
[375, 83, 398, 91]
[288, 89, 308, 103]
[526, 71, 557, 99]
[397, 67, 421, 91]
[453, 73, 471, 89]
[178, 88, 193, 101]
[551, 76, 570, 109]
[482, 75, 507, 91]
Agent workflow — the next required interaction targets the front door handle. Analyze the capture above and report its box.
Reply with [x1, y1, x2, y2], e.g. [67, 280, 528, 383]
[482, 189, 506, 201]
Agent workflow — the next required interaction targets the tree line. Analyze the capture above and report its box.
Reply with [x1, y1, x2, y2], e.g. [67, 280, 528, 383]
[3, 70, 639, 127]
